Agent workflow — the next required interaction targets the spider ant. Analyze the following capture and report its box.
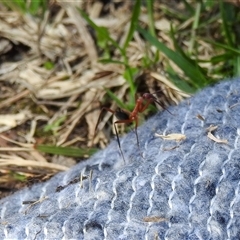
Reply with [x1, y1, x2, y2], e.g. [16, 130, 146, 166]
[93, 92, 172, 163]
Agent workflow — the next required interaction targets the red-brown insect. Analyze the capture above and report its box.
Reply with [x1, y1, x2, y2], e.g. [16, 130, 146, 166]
[93, 93, 171, 162]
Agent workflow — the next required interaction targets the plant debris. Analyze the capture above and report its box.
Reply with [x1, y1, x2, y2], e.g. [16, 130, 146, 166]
[155, 133, 186, 141]
[143, 216, 168, 223]
[206, 125, 228, 144]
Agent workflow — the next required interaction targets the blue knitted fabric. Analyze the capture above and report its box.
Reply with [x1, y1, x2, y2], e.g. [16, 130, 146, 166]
[1, 78, 240, 240]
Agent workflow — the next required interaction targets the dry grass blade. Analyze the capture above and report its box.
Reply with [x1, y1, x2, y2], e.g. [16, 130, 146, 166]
[0, 110, 32, 132]
[0, 157, 68, 171]
[0, 89, 30, 109]
[61, 3, 98, 64]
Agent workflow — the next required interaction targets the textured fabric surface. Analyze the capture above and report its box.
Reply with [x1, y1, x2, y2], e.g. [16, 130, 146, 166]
[1, 78, 240, 240]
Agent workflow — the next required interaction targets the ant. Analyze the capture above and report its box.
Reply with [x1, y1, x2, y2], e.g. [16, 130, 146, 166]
[93, 92, 172, 163]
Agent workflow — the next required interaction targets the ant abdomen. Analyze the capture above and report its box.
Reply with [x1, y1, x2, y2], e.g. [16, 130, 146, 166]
[115, 108, 130, 121]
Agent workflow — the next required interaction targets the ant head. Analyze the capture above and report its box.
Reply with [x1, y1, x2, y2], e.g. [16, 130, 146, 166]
[142, 92, 173, 115]
[142, 93, 156, 100]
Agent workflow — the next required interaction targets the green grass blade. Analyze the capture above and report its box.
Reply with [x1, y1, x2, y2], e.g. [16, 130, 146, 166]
[182, 0, 194, 14]
[123, 0, 141, 50]
[123, 66, 138, 104]
[99, 59, 125, 65]
[105, 88, 129, 110]
[146, 0, 156, 37]
[79, 7, 138, 97]
[220, 1, 234, 47]
[235, 56, 240, 77]
[28, 0, 42, 14]
[36, 145, 97, 157]
[120, 0, 140, 99]
[169, 25, 207, 78]
[43, 116, 66, 134]
[3, 0, 26, 13]
[3, 0, 48, 15]
[189, 2, 201, 53]
[11, 172, 27, 181]
[166, 67, 197, 94]
[138, 27, 208, 88]
[205, 39, 240, 54]
[210, 52, 235, 64]
[78, 8, 124, 55]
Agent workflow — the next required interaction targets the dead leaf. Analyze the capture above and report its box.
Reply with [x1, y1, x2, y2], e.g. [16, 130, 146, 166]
[206, 125, 228, 144]
[143, 216, 167, 223]
[207, 132, 228, 144]
[155, 133, 186, 141]
[206, 125, 218, 132]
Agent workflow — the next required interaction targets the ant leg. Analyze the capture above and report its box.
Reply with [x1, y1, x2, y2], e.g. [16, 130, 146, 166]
[114, 118, 133, 163]
[138, 98, 153, 113]
[134, 117, 140, 148]
[142, 93, 173, 114]
[116, 117, 143, 160]
[134, 118, 145, 159]
[113, 122, 126, 164]
[154, 99, 173, 115]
